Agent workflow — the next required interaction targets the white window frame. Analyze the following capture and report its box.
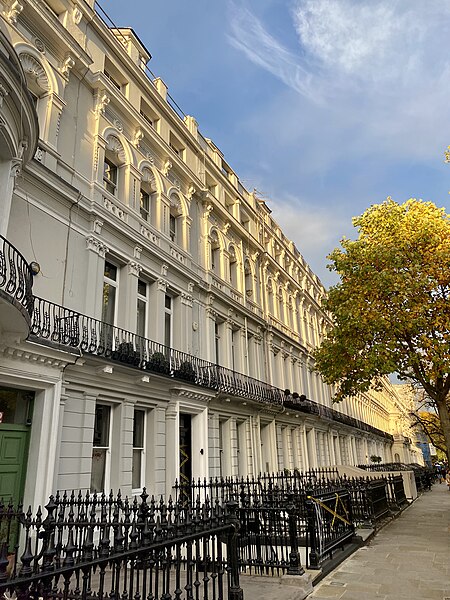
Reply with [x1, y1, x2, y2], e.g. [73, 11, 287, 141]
[140, 188, 150, 222]
[164, 294, 173, 348]
[91, 404, 112, 493]
[103, 158, 118, 195]
[132, 408, 146, 493]
[102, 260, 119, 327]
[137, 278, 148, 338]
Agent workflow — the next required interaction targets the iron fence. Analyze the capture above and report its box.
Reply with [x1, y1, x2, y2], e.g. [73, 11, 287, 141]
[0, 234, 34, 321]
[305, 485, 354, 569]
[0, 491, 244, 600]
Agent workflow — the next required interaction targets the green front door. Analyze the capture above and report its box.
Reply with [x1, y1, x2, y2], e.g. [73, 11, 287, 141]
[0, 389, 33, 506]
[0, 426, 29, 504]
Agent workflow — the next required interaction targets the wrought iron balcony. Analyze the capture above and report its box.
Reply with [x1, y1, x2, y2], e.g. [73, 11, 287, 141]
[28, 297, 393, 439]
[284, 395, 394, 441]
[0, 235, 34, 323]
[30, 296, 284, 406]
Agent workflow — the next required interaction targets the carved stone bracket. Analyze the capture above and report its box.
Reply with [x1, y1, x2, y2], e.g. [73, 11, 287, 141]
[157, 278, 167, 292]
[60, 54, 75, 78]
[86, 236, 109, 258]
[95, 90, 110, 118]
[128, 261, 142, 277]
[6, 0, 23, 24]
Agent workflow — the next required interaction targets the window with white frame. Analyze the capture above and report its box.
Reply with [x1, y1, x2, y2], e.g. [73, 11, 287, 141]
[211, 233, 220, 276]
[103, 158, 118, 195]
[169, 213, 177, 242]
[140, 189, 150, 221]
[232, 329, 240, 371]
[132, 409, 145, 491]
[244, 260, 253, 298]
[164, 294, 172, 348]
[140, 98, 160, 132]
[214, 321, 221, 365]
[137, 279, 148, 338]
[169, 132, 185, 159]
[91, 404, 111, 492]
[229, 246, 237, 288]
[102, 261, 118, 326]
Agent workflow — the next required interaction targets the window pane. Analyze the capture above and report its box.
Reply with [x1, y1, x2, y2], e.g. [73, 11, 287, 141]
[102, 283, 116, 326]
[137, 298, 146, 338]
[91, 449, 106, 492]
[132, 449, 142, 489]
[140, 190, 149, 221]
[138, 279, 147, 296]
[169, 215, 176, 241]
[133, 410, 145, 447]
[93, 405, 110, 447]
[164, 313, 171, 347]
[104, 262, 117, 281]
[165, 295, 171, 309]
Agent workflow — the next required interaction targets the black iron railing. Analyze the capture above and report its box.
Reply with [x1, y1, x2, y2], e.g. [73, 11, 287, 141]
[0, 491, 244, 600]
[27, 296, 398, 436]
[0, 235, 34, 321]
[30, 296, 283, 406]
[284, 397, 395, 441]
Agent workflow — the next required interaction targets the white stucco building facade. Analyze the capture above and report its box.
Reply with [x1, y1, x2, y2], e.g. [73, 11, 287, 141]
[0, 0, 422, 511]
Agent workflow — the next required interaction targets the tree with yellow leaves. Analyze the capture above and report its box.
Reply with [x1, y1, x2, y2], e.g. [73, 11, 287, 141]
[314, 198, 450, 459]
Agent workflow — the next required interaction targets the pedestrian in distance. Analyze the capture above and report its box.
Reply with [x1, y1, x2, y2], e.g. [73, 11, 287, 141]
[446, 471, 450, 490]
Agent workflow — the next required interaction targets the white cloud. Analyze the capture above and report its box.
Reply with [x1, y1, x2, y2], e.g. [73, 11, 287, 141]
[228, 1, 450, 164]
[266, 193, 350, 287]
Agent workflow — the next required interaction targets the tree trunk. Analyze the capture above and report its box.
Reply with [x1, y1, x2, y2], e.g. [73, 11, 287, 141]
[435, 394, 450, 462]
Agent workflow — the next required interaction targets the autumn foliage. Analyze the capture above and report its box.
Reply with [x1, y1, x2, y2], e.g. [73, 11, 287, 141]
[314, 198, 450, 457]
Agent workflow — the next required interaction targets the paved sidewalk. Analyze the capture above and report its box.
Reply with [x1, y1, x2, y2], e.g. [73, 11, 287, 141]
[308, 482, 450, 600]
[239, 482, 450, 600]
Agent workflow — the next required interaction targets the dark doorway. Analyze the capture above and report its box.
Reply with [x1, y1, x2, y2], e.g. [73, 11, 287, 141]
[179, 413, 192, 503]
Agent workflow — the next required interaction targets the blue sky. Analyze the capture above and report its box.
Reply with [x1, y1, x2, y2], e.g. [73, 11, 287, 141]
[104, 0, 450, 288]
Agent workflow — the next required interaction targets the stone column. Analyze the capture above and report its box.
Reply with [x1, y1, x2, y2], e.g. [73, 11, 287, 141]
[306, 427, 318, 469]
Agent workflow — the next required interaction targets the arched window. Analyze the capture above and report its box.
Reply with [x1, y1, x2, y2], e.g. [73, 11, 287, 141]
[140, 167, 157, 223]
[103, 134, 126, 198]
[210, 230, 220, 276]
[229, 245, 238, 288]
[169, 193, 182, 244]
[278, 286, 285, 323]
[244, 259, 253, 298]
[267, 277, 275, 316]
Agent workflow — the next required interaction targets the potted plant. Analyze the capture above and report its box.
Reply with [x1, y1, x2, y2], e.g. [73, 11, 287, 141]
[147, 351, 169, 374]
[174, 360, 196, 383]
[116, 342, 140, 366]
